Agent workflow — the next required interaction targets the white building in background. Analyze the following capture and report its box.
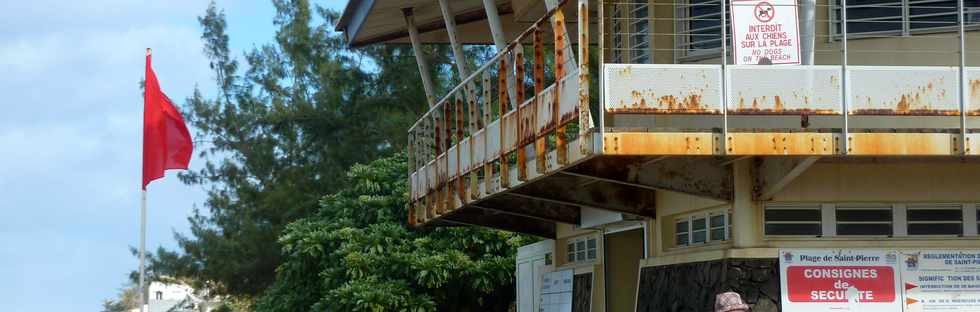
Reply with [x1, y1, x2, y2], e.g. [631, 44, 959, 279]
[129, 281, 219, 312]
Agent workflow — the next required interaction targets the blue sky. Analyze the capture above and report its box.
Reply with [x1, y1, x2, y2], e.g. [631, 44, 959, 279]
[0, 1, 347, 310]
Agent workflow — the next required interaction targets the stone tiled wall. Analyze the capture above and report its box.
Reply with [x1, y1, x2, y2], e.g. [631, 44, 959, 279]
[635, 258, 780, 312]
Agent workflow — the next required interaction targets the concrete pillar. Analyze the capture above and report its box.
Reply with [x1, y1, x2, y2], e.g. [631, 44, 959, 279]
[481, 0, 519, 107]
[402, 8, 437, 108]
[438, 0, 472, 83]
[732, 158, 763, 248]
[437, 0, 479, 117]
[798, 0, 815, 65]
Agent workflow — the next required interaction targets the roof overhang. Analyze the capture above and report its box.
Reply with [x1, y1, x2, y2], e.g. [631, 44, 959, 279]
[336, 0, 521, 47]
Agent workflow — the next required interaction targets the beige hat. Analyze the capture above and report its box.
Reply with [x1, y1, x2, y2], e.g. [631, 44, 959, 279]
[715, 292, 750, 312]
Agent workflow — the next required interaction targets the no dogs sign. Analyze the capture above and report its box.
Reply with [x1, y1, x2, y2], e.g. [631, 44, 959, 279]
[730, 0, 801, 65]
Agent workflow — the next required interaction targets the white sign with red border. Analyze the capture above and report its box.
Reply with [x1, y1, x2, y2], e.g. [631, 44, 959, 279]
[779, 249, 903, 312]
[730, 0, 801, 65]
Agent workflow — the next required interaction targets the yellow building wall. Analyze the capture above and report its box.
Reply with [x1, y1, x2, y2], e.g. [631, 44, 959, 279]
[641, 161, 980, 268]
[774, 162, 980, 202]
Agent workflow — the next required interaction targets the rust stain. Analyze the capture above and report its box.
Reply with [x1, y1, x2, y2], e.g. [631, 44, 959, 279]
[971, 79, 980, 115]
[730, 94, 835, 115]
[730, 108, 837, 115]
[852, 79, 958, 116]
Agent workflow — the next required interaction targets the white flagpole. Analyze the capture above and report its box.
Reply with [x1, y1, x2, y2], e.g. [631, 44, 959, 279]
[139, 190, 147, 312]
[139, 47, 151, 312]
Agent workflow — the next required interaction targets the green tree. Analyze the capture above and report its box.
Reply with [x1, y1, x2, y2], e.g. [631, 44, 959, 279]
[255, 153, 530, 312]
[100, 283, 139, 312]
[145, 0, 500, 304]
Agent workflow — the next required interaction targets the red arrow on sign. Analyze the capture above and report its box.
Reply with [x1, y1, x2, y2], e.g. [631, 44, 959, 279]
[906, 282, 918, 291]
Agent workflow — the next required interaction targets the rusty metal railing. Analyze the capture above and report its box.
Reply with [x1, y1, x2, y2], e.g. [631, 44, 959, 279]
[407, 0, 595, 225]
[597, 0, 980, 156]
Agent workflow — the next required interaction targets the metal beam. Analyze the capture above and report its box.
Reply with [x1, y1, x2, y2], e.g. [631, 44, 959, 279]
[559, 171, 660, 192]
[475, 194, 581, 224]
[568, 156, 733, 201]
[441, 207, 556, 238]
[403, 8, 437, 108]
[753, 156, 819, 200]
[512, 173, 657, 218]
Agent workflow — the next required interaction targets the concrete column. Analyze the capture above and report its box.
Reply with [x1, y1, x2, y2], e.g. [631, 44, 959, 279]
[732, 158, 763, 248]
[481, 0, 519, 107]
[482, 0, 508, 48]
[438, 0, 472, 83]
[403, 8, 437, 108]
[798, 0, 815, 65]
[437, 0, 479, 113]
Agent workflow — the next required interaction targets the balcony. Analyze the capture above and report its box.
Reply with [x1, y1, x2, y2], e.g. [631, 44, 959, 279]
[404, 0, 980, 235]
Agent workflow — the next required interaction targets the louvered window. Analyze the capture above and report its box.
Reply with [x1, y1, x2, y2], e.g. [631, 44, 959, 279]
[836, 204, 893, 235]
[764, 204, 822, 236]
[907, 204, 963, 235]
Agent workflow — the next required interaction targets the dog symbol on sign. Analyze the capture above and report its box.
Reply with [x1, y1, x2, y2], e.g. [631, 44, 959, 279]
[755, 2, 775, 23]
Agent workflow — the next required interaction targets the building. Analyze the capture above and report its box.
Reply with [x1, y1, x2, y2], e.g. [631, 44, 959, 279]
[129, 281, 219, 312]
[339, 0, 980, 311]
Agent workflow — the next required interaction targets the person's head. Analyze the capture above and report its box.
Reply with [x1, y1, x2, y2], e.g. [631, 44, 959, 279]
[715, 292, 750, 312]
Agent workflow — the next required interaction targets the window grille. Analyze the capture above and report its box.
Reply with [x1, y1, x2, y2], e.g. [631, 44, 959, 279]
[675, 208, 731, 247]
[831, 0, 980, 37]
[611, 2, 652, 63]
[566, 236, 598, 263]
[906, 204, 963, 235]
[836, 204, 893, 235]
[675, 0, 732, 59]
[764, 203, 823, 236]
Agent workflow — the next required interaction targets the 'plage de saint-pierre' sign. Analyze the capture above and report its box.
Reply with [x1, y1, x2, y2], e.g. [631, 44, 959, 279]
[730, 0, 801, 65]
[780, 249, 980, 312]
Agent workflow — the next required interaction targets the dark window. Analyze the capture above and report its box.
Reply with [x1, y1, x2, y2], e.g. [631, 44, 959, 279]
[611, 3, 651, 63]
[692, 216, 707, 244]
[907, 204, 962, 235]
[680, 0, 732, 54]
[834, 0, 903, 35]
[764, 204, 822, 236]
[836, 204, 893, 235]
[710, 213, 726, 241]
[834, 0, 980, 36]
[676, 219, 690, 246]
[767, 223, 824, 235]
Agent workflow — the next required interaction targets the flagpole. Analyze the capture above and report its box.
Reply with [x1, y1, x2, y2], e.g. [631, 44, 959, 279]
[139, 190, 147, 312]
[139, 47, 151, 312]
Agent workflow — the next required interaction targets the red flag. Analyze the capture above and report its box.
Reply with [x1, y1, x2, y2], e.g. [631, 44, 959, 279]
[142, 49, 193, 190]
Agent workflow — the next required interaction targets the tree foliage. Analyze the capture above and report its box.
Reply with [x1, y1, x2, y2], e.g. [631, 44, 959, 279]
[144, 0, 508, 306]
[254, 153, 531, 312]
[100, 283, 139, 312]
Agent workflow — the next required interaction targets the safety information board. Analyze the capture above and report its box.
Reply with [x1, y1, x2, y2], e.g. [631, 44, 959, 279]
[780, 249, 903, 311]
[730, 0, 801, 65]
[780, 249, 980, 312]
[539, 269, 572, 312]
[902, 251, 980, 312]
